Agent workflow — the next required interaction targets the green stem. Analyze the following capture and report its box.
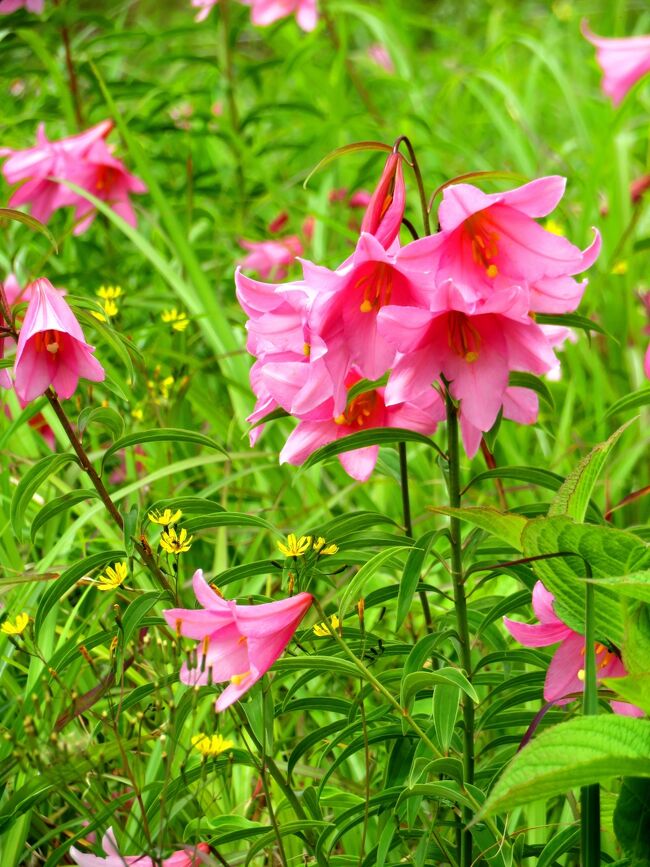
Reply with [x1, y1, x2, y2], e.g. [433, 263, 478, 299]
[399, 441, 432, 632]
[581, 570, 600, 867]
[444, 389, 475, 867]
[393, 135, 431, 235]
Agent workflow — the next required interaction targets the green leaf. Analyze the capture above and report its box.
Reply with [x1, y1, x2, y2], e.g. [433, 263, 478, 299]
[433, 683, 460, 753]
[590, 571, 650, 604]
[35, 550, 126, 639]
[401, 669, 479, 708]
[303, 139, 392, 188]
[30, 489, 101, 543]
[548, 421, 632, 521]
[101, 428, 226, 470]
[431, 506, 527, 552]
[396, 530, 445, 630]
[536, 312, 608, 337]
[0, 207, 57, 249]
[463, 465, 567, 497]
[536, 826, 580, 867]
[478, 716, 650, 817]
[183, 512, 279, 534]
[77, 405, 125, 441]
[303, 428, 442, 472]
[613, 778, 650, 864]
[11, 453, 80, 538]
[508, 371, 555, 409]
[605, 387, 650, 420]
[602, 675, 650, 716]
[338, 545, 410, 617]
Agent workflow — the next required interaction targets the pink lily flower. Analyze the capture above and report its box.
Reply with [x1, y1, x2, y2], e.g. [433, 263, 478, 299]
[13, 278, 104, 403]
[238, 236, 303, 281]
[307, 232, 435, 411]
[70, 827, 210, 866]
[400, 176, 601, 313]
[0, 0, 43, 13]
[163, 569, 312, 712]
[378, 281, 557, 455]
[458, 385, 541, 459]
[504, 581, 643, 717]
[360, 152, 405, 249]
[2, 121, 113, 224]
[280, 373, 443, 481]
[191, 0, 218, 22]
[583, 22, 650, 106]
[64, 137, 147, 234]
[245, 0, 318, 32]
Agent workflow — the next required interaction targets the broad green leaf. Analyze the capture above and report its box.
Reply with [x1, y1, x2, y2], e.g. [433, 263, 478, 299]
[101, 428, 226, 470]
[144, 496, 225, 519]
[433, 683, 460, 753]
[30, 489, 101, 542]
[35, 550, 126, 639]
[183, 512, 279, 534]
[613, 778, 650, 864]
[431, 506, 527, 552]
[11, 453, 80, 538]
[479, 716, 650, 817]
[548, 421, 632, 521]
[508, 371, 554, 409]
[396, 530, 445, 631]
[591, 571, 650, 603]
[0, 206, 57, 248]
[602, 675, 650, 716]
[120, 591, 168, 650]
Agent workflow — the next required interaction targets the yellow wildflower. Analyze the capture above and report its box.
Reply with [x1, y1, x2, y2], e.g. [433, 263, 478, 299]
[313, 614, 341, 637]
[161, 309, 190, 332]
[97, 285, 122, 300]
[277, 533, 312, 557]
[611, 261, 628, 276]
[1, 612, 30, 636]
[160, 527, 193, 555]
[313, 537, 339, 556]
[148, 508, 183, 527]
[96, 562, 128, 591]
[131, 407, 144, 422]
[192, 733, 234, 757]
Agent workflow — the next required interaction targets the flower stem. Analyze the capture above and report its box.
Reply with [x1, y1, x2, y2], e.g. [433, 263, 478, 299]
[444, 388, 475, 867]
[393, 136, 431, 236]
[399, 441, 432, 632]
[581, 568, 600, 867]
[45, 389, 174, 598]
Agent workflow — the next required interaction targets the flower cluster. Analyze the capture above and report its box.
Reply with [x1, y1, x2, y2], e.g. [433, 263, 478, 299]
[1, 120, 145, 234]
[236, 148, 601, 476]
[70, 827, 210, 867]
[504, 581, 643, 717]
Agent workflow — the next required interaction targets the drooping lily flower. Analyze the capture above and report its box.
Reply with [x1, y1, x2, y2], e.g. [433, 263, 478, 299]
[0, 0, 43, 13]
[191, 0, 219, 22]
[360, 152, 406, 250]
[280, 372, 443, 481]
[378, 281, 557, 455]
[70, 826, 210, 866]
[400, 176, 601, 313]
[13, 278, 104, 402]
[582, 22, 650, 106]
[504, 581, 643, 717]
[163, 569, 312, 712]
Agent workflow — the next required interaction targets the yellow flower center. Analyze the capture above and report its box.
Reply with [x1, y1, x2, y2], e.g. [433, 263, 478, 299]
[356, 262, 395, 313]
[466, 213, 500, 277]
[447, 311, 481, 363]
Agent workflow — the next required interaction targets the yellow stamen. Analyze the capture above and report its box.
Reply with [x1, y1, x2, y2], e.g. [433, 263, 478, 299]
[230, 671, 251, 685]
[356, 262, 394, 313]
[486, 264, 498, 278]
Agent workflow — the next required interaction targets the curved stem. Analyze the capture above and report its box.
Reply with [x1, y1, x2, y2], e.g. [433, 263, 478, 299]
[393, 135, 431, 236]
[444, 389, 474, 867]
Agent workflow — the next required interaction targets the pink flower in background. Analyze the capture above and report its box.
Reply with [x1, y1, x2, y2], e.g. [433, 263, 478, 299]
[163, 569, 312, 712]
[0, 0, 43, 13]
[191, 0, 219, 21]
[246, 0, 318, 31]
[368, 43, 394, 73]
[378, 282, 557, 455]
[400, 176, 601, 313]
[13, 278, 104, 403]
[504, 581, 643, 717]
[238, 236, 303, 281]
[70, 827, 210, 866]
[349, 190, 372, 208]
[64, 137, 147, 234]
[2, 121, 112, 223]
[645, 344, 650, 379]
[280, 373, 443, 481]
[582, 22, 650, 106]
[268, 211, 289, 233]
[360, 151, 405, 250]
